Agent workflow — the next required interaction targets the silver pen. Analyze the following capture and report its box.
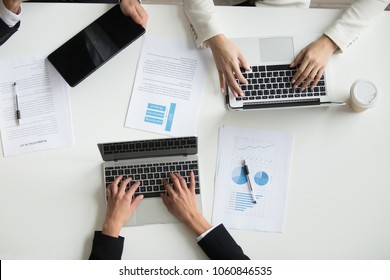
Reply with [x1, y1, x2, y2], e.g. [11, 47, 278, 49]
[12, 82, 21, 125]
[242, 160, 257, 204]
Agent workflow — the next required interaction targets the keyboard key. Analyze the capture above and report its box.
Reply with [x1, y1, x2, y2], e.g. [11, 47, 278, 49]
[266, 64, 291, 71]
[136, 192, 162, 198]
[105, 176, 114, 182]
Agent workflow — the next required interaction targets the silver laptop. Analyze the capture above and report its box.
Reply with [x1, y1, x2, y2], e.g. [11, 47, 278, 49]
[226, 34, 345, 110]
[97, 136, 202, 226]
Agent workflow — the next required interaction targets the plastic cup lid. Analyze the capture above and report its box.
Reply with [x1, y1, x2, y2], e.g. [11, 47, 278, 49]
[351, 80, 378, 108]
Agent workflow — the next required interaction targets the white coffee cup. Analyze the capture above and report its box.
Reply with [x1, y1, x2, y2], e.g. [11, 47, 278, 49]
[349, 79, 379, 112]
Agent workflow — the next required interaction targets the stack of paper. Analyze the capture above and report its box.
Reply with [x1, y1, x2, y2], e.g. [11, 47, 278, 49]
[0, 55, 74, 156]
[212, 125, 294, 232]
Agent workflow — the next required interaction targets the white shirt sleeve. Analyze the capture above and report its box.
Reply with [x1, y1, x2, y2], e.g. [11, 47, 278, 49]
[324, 0, 390, 52]
[196, 223, 221, 242]
[0, 0, 22, 27]
[182, 0, 223, 49]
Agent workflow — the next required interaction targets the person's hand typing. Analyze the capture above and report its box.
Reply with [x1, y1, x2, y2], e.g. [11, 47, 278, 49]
[119, 0, 148, 28]
[161, 172, 211, 236]
[102, 175, 143, 237]
[206, 34, 250, 97]
[290, 35, 338, 90]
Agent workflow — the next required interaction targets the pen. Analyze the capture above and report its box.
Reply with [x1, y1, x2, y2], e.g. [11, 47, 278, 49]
[242, 160, 257, 204]
[12, 82, 21, 125]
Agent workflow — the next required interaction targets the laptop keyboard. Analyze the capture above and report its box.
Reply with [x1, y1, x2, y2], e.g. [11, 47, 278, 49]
[100, 137, 200, 199]
[104, 160, 200, 199]
[235, 64, 326, 101]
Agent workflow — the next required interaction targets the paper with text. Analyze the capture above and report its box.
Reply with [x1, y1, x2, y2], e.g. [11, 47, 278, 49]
[0, 55, 74, 156]
[125, 36, 210, 136]
[212, 125, 293, 232]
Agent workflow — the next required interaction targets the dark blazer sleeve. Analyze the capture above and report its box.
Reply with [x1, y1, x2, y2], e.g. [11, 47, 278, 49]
[197, 224, 250, 260]
[89, 231, 124, 260]
[0, 17, 20, 46]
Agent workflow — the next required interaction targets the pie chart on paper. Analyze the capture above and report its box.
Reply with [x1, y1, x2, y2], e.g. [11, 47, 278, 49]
[231, 167, 248, 185]
[254, 171, 269, 186]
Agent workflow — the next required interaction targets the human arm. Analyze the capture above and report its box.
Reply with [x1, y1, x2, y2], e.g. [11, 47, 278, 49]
[290, 35, 338, 90]
[161, 172, 249, 260]
[182, 0, 222, 49]
[161, 172, 211, 235]
[89, 176, 143, 260]
[207, 34, 249, 96]
[324, 0, 390, 52]
[0, 0, 22, 46]
[89, 231, 125, 260]
[182, 0, 249, 95]
[198, 223, 250, 260]
[291, 0, 390, 89]
[119, 0, 148, 28]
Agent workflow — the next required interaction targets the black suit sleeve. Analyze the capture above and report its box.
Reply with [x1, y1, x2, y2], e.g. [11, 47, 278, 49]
[89, 231, 124, 260]
[89, 225, 249, 260]
[197, 224, 250, 260]
[0, 18, 20, 46]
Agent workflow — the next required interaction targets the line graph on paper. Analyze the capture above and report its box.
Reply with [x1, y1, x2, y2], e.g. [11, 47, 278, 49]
[232, 137, 277, 165]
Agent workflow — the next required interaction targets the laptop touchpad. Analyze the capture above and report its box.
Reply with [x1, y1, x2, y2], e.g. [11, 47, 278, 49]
[259, 37, 294, 63]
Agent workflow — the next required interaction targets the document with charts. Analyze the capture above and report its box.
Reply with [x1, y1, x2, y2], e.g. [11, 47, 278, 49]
[212, 125, 294, 232]
[125, 35, 211, 136]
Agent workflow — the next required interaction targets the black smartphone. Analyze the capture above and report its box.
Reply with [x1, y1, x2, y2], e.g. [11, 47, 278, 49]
[48, 4, 145, 87]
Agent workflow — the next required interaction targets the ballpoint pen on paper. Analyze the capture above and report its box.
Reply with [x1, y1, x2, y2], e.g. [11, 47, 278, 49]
[242, 160, 257, 204]
[12, 82, 21, 125]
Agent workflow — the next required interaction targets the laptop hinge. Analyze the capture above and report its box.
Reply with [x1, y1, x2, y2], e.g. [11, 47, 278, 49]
[243, 98, 321, 109]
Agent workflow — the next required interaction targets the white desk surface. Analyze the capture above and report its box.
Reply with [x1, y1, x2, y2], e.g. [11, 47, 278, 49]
[0, 3, 389, 260]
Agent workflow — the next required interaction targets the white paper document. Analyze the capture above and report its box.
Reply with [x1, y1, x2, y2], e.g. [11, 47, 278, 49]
[212, 125, 294, 232]
[125, 36, 210, 136]
[0, 55, 73, 156]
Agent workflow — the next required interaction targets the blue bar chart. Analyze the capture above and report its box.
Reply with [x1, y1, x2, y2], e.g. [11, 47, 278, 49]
[228, 191, 264, 216]
[144, 102, 176, 132]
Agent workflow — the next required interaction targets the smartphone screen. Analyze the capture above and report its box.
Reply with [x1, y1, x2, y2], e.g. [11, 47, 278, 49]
[48, 4, 145, 87]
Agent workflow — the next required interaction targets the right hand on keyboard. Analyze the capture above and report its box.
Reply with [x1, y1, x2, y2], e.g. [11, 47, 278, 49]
[161, 172, 211, 236]
[290, 35, 338, 90]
